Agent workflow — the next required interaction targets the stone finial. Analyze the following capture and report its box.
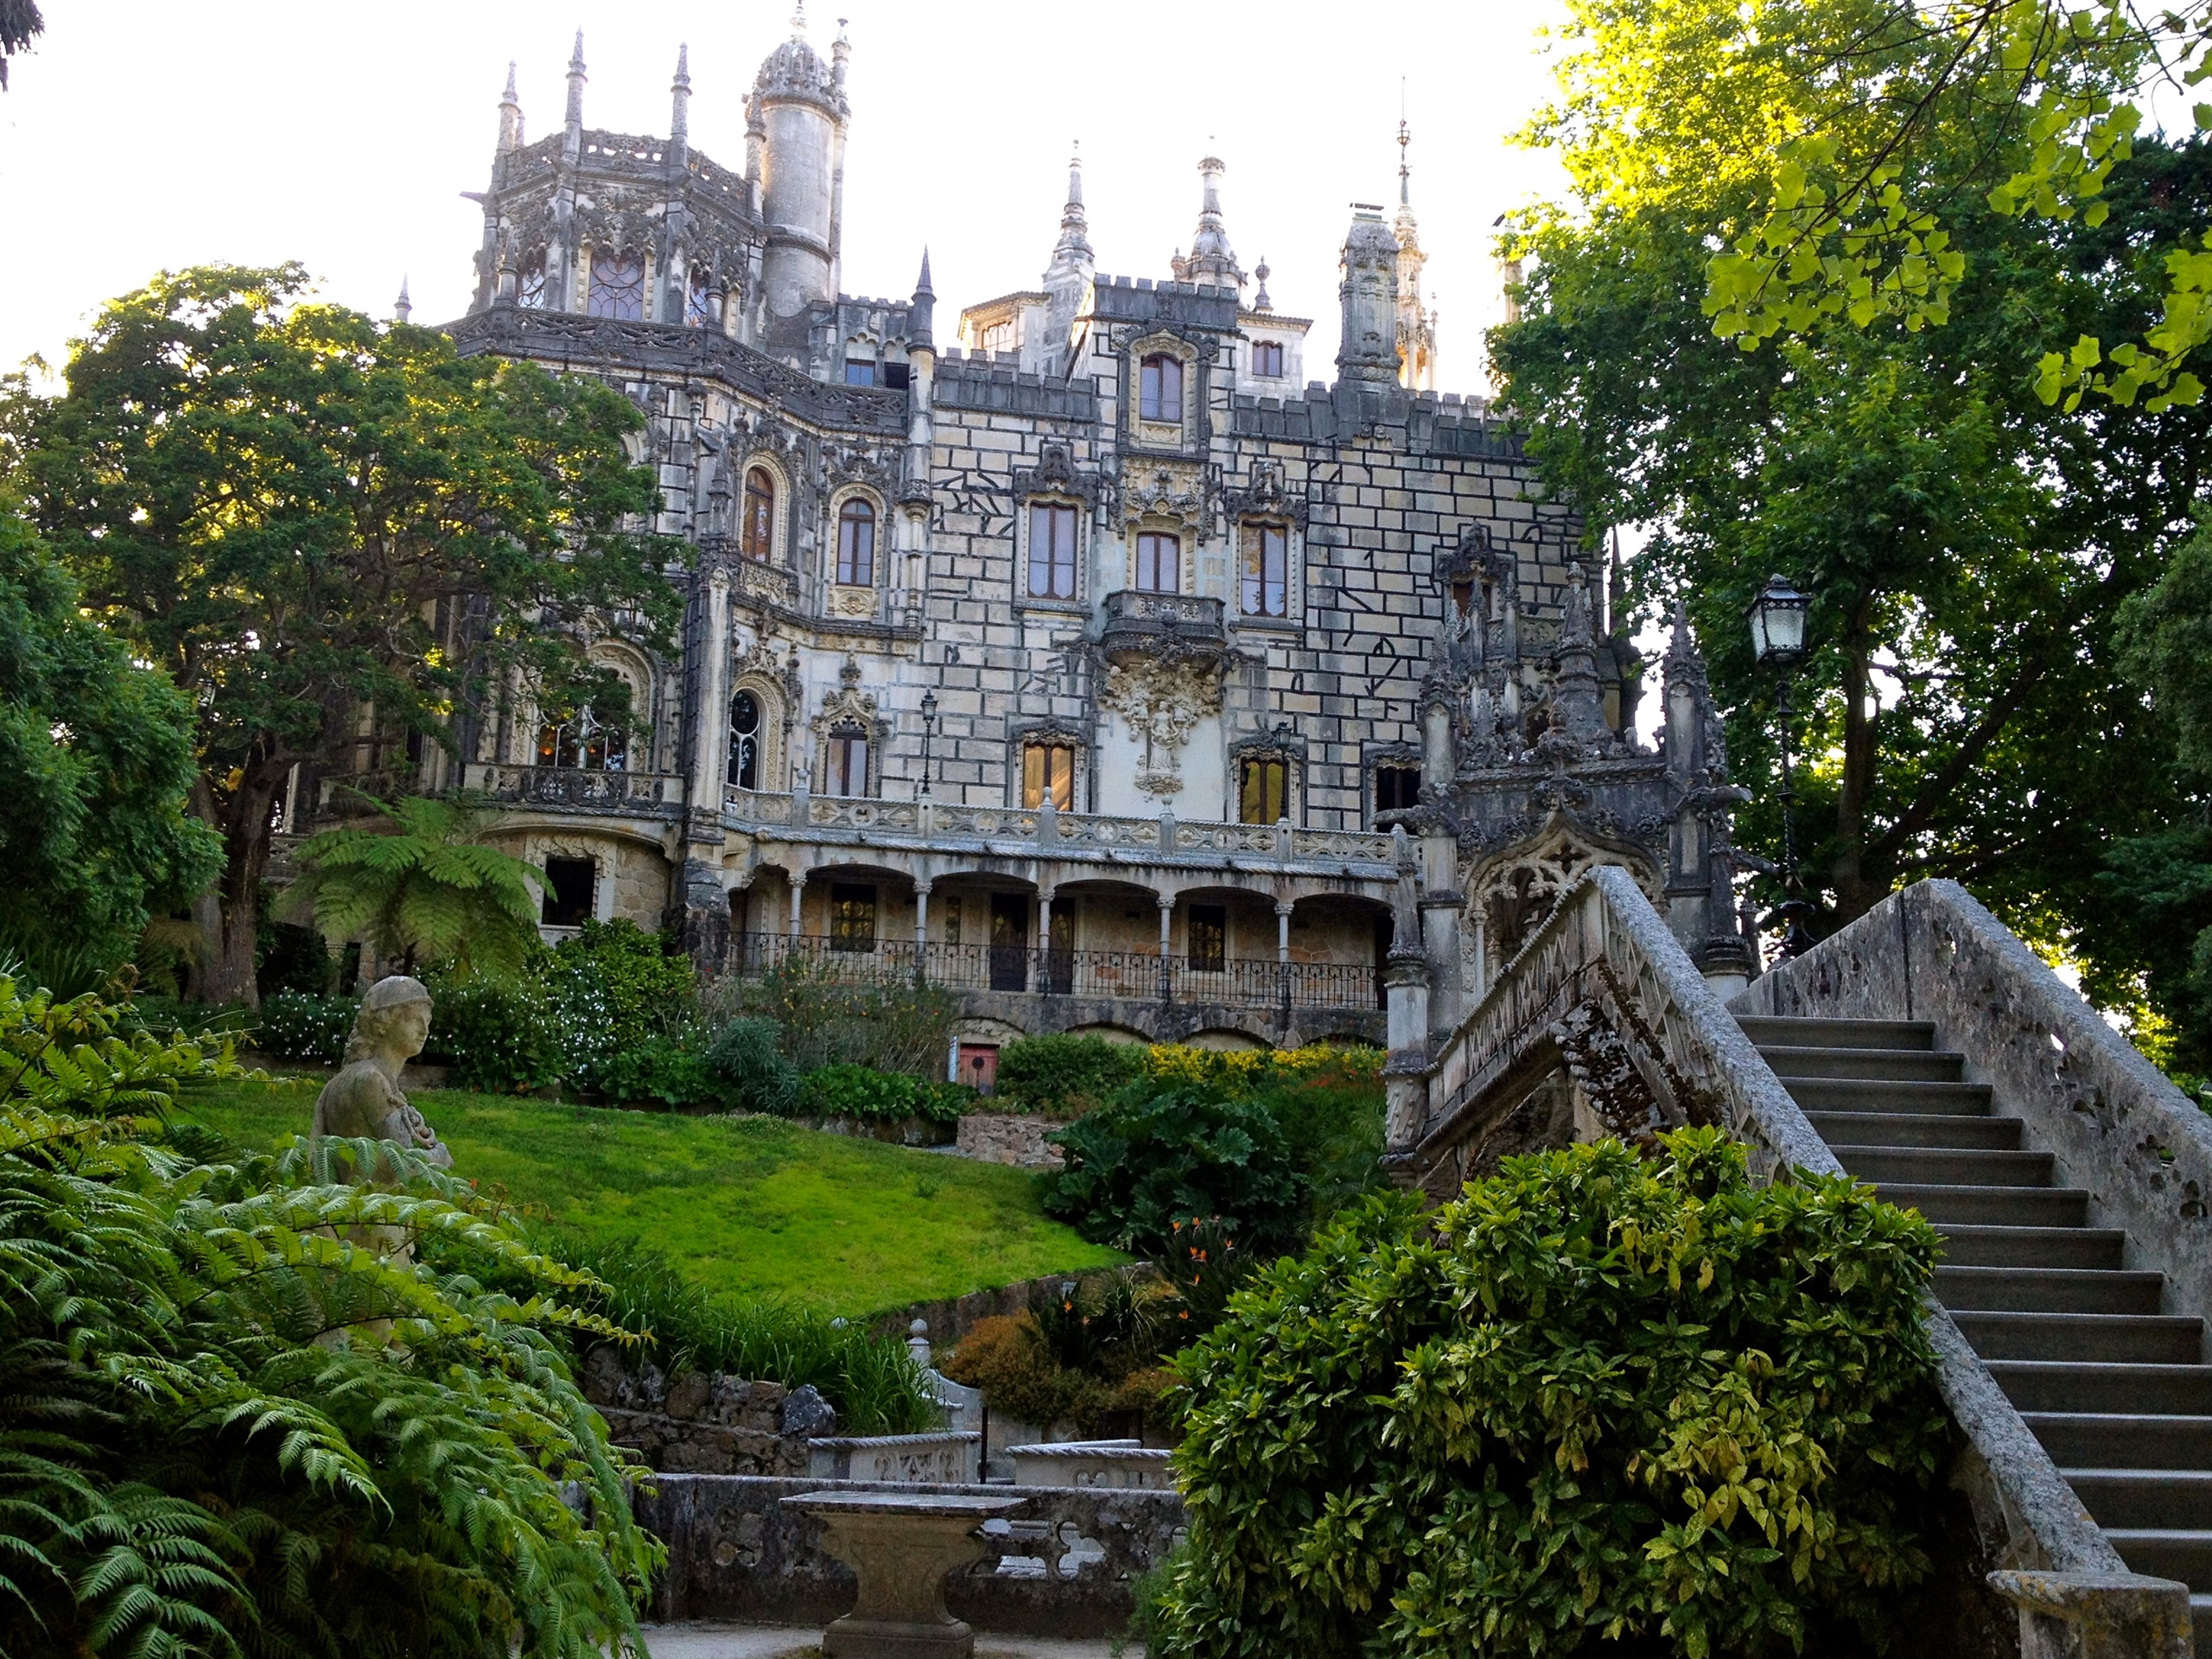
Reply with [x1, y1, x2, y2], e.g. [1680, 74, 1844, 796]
[1045, 143, 1094, 287]
[393, 277, 411, 326]
[1173, 151, 1245, 289]
[497, 60, 524, 154]
[1253, 257, 1272, 312]
[564, 30, 587, 137]
[910, 248, 936, 348]
[670, 42, 691, 146]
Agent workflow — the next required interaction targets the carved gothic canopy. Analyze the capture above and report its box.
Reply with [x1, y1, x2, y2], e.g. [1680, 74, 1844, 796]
[1121, 462, 1210, 533]
[1014, 442, 1101, 507]
[1223, 459, 1307, 527]
[1437, 521, 1515, 596]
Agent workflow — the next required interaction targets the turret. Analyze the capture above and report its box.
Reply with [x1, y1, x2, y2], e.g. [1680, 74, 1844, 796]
[1173, 154, 1244, 289]
[1337, 205, 1401, 384]
[1393, 121, 1438, 390]
[753, 3, 849, 333]
[393, 277, 412, 326]
[1040, 146, 1094, 372]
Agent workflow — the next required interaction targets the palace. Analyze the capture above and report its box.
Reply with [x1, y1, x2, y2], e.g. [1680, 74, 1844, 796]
[370, 11, 1754, 1068]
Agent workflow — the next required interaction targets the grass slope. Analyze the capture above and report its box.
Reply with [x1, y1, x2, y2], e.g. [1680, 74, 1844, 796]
[181, 1078, 1123, 1317]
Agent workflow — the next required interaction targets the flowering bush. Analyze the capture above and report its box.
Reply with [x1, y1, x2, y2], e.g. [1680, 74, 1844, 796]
[254, 990, 356, 1064]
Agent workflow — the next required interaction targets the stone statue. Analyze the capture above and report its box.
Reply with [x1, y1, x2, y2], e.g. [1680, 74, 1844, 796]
[311, 976, 452, 1173]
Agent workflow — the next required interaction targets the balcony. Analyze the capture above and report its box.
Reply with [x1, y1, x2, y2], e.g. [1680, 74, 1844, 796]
[466, 764, 685, 814]
[728, 932, 1384, 1012]
[1097, 590, 1225, 666]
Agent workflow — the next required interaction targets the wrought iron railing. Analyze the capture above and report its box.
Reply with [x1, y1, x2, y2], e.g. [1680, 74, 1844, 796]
[727, 932, 1383, 1011]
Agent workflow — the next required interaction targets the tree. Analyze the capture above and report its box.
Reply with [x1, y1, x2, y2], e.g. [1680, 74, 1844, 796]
[0, 0, 41, 89]
[1493, 118, 2212, 949]
[0, 969, 661, 1659]
[0, 490, 219, 991]
[1526, 0, 2212, 407]
[283, 793, 544, 981]
[7, 265, 682, 1006]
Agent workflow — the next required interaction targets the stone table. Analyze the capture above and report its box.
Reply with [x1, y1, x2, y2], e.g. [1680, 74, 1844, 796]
[781, 1489, 1027, 1659]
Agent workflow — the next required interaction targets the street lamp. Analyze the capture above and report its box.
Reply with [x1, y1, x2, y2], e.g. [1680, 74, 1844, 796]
[1747, 574, 1815, 959]
[918, 690, 938, 799]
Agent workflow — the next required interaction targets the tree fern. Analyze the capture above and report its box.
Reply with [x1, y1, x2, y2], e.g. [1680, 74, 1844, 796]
[0, 969, 660, 1659]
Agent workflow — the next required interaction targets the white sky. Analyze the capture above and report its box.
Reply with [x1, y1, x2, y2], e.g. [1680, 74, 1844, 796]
[0, 0, 1571, 390]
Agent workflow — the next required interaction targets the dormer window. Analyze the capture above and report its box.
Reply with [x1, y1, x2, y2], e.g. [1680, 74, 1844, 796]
[1239, 523, 1289, 618]
[836, 499, 876, 586]
[742, 467, 776, 561]
[1252, 340, 1283, 377]
[1140, 353, 1184, 423]
[587, 251, 645, 321]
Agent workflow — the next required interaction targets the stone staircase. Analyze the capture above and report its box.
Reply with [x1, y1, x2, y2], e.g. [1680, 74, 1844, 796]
[1739, 1014, 2212, 1649]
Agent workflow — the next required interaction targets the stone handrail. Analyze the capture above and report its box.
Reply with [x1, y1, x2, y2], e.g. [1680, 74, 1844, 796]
[1387, 865, 2174, 1656]
[464, 763, 685, 813]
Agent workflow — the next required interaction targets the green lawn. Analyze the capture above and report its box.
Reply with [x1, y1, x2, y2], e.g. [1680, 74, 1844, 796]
[179, 1078, 1124, 1317]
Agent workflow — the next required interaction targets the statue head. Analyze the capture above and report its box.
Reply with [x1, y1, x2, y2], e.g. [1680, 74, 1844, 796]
[344, 976, 434, 1066]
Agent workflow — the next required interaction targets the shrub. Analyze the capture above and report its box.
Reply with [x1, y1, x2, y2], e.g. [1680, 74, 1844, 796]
[707, 953, 957, 1077]
[534, 1234, 935, 1433]
[254, 988, 357, 1063]
[941, 1275, 1176, 1437]
[994, 1033, 1146, 1115]
[1248, 1052, 1389, 1227]
[422, 969, 568, 1093]
[1152, 1133, 1951, 1659]
[799, 1062, 922, 1121]
[704, 1016, 802, 1116]
[1043, 1085, 1307, 1257]
[915, 1078, 980, 1123]
[0, 971, 660, 1659]
[547, 919, 699, 1091]
[594, 1033, 733, 1110]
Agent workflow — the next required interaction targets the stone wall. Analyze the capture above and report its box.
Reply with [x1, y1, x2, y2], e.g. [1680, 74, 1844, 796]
[954, 1112, 1064, 1168]
[638, 1473, 1186, 1637]
[582, 1344, 834, 1476]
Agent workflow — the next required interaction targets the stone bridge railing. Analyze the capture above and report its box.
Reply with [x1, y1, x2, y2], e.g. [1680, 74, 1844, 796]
[1383, 865, 2187, 1659]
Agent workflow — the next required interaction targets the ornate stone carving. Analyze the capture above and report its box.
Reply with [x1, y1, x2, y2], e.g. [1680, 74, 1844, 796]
[1120, 463, 1210, 532]
[1222, 459, 1307, 526]
[1469, 817, 1662, 964]
[1013, 441, 1101, 507]
[811, 655, 881, 733]
[1100, 657, 1223, 797]
[828, 586, 880, 618]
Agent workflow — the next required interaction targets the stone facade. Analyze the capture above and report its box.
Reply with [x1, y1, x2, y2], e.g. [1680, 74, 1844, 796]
[338, 15, 1753, 1058]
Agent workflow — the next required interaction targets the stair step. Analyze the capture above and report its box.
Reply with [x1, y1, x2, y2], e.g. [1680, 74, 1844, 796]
[1778, 1077, 1995, 1116]
[1936, 1266, 2167, 1316]
[2102, 1528, 2212, 1592]
[1836, 1145, 2056, 1187]
[1806, 1111, 2021, 1150]
[1989, 1362, 2212, 1417]
[1753, 1045, 1964, 1082]
[1951, 1311, 2207, 1365]
[2024, 1414, 2212, 1471]
[2194, 1592, 2210, 1652]
[1878, 1183, 2089, 1227]
[1736, 1016, 1936, 1051]
[2066, 1470, 2212, 1530]
[1936, 1224, 2126, 1269]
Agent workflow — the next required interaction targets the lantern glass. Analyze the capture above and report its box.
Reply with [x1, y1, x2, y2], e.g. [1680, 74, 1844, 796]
[1749, 575, 1808, 667]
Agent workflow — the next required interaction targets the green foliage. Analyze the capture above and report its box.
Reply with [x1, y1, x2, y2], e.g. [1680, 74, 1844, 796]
[994, 1033, 1147, 1115]
[0, 970, 662, 1659]
[546, 920, 698, 1093]
[797, 1064, 974, 1124]
[1151, 1134, 1951, 1659]
[257, 919, 337, 997]
[707, 953, 958, 1078]
[285, 794, 544, 980]
[941, 1274, 1175, 1437]
[0, 493, 219, 994]
[1245, 1052, 1389, 1228]
[511, 1234, 936, 1434]
[421, 968, 569, 1093]
[704, 1017, 801, 1116]
[6, 265, 681, 1004]
[0, 0, 39, 88]
[256, 989, 358, 1065]
[1044, 1086, 1306, 1258]
[593, 1034, 734, 1112]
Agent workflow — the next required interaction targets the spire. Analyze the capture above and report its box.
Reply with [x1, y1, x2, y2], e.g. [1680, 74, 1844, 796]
[1045, 143, 1094, 287]
[1253, 257, 1273, 313]
[1173, 150, 1245, 289]
[910, 248, 936, 348]
[831, 15, 849, 88]
[1392, 117, 1436, 390]
[393, 277, 412, 326]
[670, 43, 691, 148]
[790, 1, 808, 39]
[497, 60, 524, 154]
[563, 30, 586, 137]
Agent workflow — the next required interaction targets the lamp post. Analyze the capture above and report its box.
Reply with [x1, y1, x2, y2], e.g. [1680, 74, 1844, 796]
[1747, 574, 1815, 959]
[918, 690, 938, 799]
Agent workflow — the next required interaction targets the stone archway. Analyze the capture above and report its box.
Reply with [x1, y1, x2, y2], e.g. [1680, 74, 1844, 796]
[1464, 812, 1662, 991]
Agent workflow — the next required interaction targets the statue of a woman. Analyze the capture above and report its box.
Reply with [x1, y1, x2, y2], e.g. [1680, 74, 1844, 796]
[311, 976, 453, 1174]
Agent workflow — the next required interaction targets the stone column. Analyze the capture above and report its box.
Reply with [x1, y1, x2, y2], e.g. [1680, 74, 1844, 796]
[678, 574, 734, 973]
[788, 870, 808, 942]
[1037, 887, 1056, 995]
[912, 879, 931, 984]
[1419, 829, 1464, 1039]
[1381, 949, 1433, 1173]
[1157, 894, 1175, 1004]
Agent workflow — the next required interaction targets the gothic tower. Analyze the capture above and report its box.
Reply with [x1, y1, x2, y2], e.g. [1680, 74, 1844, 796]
[753, 5, 849, 339]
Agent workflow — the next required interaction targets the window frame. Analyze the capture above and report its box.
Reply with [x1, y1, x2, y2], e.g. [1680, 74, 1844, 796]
[1134, 531, 1180, 594]
[1374, 764, 1421, 817]
[843, 359, 878, 387]
[536, 705, 628, 772]
[1021, 741, 1077, 810]
[518, 253, 550, 310]
[1186, 903, 1227, 973]
[825, 726, 871, 798]
[1251, 340, 1284, 378]
[1025, 499, 1080, 601]
[835, 496, 877, 587]
[741, 466, 778, 562]
[1139, 353, 1185, 423]
[586, 249, 646, 321]
[1238, 756, 1290, 825]
[685, 266, 717, 328]
[829, 882, 879, 954]
[1238, 521, 1291, 619]
[541, 856, 598, 928]
[729, 689, 763, 791]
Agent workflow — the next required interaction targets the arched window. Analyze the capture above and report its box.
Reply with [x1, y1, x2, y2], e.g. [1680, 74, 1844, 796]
[536, 706, 627, 772]
[1139, 353, 1184, 423]
[741, 467, 776, 561]
[728, 690, 762, 791]
[686, 265, 717, 328]
[1135, 531, 1179, 594]
[825, 725, 870, 797]
[587, 251, 645, 320]
[518, 253, 549, 309]
[836, 498, 876, 587]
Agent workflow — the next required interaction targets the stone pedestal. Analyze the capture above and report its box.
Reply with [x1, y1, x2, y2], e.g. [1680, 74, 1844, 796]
[784, 1490, 1026, 1659]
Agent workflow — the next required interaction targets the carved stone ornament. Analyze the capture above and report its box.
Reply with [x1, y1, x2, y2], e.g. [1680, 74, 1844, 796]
[733, 638, 805, 708]
[828, 586, 880, 619]
[1222, 459, 1307, 527]
[1100, 658, 1223, 795]
[1121, 463, 1210, 532]
[1466, 817, 1662, 976]
[1014, 441, 1101, 507]
[811, 655, 881, 734]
